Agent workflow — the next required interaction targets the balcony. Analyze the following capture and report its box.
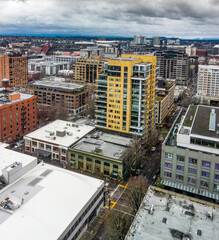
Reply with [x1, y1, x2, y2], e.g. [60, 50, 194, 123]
[96, 114, 106, 119]
[96, 119, 106, 124]
[97, 74, 107, 80]
[96, 83, 107, 87]
[96, 109, 106, 114]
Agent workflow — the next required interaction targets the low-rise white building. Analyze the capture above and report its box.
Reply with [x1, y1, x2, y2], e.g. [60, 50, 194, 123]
[0, 144, 104, 240]
[24, 120, 95, 163]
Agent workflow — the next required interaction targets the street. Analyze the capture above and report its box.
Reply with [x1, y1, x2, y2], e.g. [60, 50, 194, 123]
[80, 144, 162, 240]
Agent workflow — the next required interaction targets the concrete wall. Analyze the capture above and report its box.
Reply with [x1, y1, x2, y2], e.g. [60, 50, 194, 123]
[161, 144, 219, 194]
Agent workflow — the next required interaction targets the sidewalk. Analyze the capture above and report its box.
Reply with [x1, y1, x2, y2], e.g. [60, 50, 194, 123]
[80, 209, 109, 240]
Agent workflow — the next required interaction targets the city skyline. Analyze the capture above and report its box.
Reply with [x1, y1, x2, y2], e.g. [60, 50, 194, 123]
[0, 0, 218, 38]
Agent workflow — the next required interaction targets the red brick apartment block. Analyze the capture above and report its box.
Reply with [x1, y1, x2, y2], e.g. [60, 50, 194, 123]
[0, 90, 37, 143]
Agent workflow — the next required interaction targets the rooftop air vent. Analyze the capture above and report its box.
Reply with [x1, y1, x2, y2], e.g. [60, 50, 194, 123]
[197, 229, 202, 236]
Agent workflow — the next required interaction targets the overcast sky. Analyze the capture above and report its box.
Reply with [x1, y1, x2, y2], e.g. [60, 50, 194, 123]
[0, 0, 218, 38]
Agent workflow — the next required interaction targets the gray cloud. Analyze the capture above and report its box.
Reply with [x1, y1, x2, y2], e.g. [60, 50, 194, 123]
[0, 0, 218, 38]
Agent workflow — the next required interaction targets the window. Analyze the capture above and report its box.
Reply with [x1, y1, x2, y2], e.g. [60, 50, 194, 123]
[104, 162, 110, 167]
[78, 155, 83, 159]
[189, 158, 197, 165]
[61, 149, 66, 154]
[71, 153, 75, 158]
[214, 184, 219, 191]
[202, 161, 211, 168]
[164, 171, 172, 178]
[87, 158, 92, 162]
[164, 162, 172, 168]
[39, 143, 44, 149]
[176, 165, 184, 171]
[188, 168, 197, 174]
[215, 164, 219, 170]
[201, 180, 209, 188]
[215, 174, 219, 180]
[176, 174, 184, 181]
[32, 141, 37, 147]
[202, 171, 210, 178]
[46, 145, 51, 151]
[165, 153, 173, 159]
[95, 160, 101, 165]
[53, 146, 59, 152]
[188, 177, 196, 184]
[113, 165, 118, 169]
[177, 155, 185, 162]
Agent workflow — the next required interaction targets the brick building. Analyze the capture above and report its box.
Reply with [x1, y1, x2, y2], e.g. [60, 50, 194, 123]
[155, 51, 189, 86]
[0, 54, 28, 88]
[0, 89, 37, 143]
[156, 78, 176, 124]
[27, 79, 89, 115]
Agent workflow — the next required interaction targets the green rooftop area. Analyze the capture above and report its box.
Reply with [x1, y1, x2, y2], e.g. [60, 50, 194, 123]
[183, 105, 197, 127]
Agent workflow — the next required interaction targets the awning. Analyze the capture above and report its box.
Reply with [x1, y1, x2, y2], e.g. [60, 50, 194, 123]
[70, 160, 75, 164]
[161, 180, 219, 201]
[35, 149, 51, 158]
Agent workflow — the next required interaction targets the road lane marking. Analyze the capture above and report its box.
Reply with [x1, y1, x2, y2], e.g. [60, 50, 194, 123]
[118, 183, 128, 188]
[105, 200, 116, 209]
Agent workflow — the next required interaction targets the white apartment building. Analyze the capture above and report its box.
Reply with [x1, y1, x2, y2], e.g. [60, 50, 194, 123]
[185, 46, 196, 56]
[24, 120, 95, 163]
[197, 65, 219, 100]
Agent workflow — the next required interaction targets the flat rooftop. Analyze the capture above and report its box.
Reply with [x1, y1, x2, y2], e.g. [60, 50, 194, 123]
[199, 65, 219, 70]
[182, 105, 219, 139]
[30, 80, 85, 92]
[71, 130, 133, 160]
[0, 162, 104, 240]
[126, 187, 219, 240]
[111, 57, 140, 61]
[0, 144, 37, 175]
[24, 120, 95, 147]
[0, 91, 34, 107]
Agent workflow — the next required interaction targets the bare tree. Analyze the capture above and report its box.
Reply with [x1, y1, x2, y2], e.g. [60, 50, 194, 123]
[127, 176, 149, 214]
[85, 84, 95, 119]
[49, 102, 68, 121]
[146, 128, 159, 151]
[108, 210, 130, 240]
[123, 137, 143, 173]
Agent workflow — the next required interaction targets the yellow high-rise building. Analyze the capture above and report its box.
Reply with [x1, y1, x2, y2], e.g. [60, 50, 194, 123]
[95, 54, 156, 143]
